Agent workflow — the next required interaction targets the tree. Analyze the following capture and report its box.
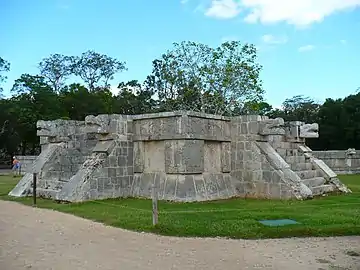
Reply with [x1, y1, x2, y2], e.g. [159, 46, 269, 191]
[71, 50, 127, 91]
[114, 80, 157, 114]
[59, 83, 115, 119]
[0, 120, 20, 159]
[240, 101, 273, 115]
[38, 53, 73, 92]
[279, 95, 320, 123]
[12, 74, 50, 94]
[10, 74, 65, 154]
[145, 41, 264, 115]
[0, 57, 10, 93]
[317, 93, 360, 150]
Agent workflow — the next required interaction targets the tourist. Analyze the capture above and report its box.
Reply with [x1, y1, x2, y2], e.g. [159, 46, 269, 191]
[12, 156, 21, 177]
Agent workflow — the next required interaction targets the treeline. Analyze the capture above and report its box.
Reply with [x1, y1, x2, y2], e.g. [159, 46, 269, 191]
[0, 41, 359, 162]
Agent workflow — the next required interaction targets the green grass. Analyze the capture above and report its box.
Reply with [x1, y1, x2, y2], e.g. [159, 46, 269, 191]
[1, 174, 360, 239]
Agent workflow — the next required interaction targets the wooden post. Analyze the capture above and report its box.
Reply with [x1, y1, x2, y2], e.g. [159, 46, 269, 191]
[151, 184, 158, 226]
[33, 173, 37, 206]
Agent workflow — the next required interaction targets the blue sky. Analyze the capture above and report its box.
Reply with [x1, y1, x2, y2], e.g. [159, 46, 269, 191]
[1, 0, 360, 107]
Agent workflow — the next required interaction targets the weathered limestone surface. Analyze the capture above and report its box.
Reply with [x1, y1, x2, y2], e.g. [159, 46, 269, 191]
[9, 143, 66, 197]
[16, 156, 37, 174]
[9, 111, 350, 202]
[312, 149, 360, 174]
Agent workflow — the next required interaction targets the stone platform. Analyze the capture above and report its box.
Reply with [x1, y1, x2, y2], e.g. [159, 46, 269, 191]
[9, 111, 351, 202]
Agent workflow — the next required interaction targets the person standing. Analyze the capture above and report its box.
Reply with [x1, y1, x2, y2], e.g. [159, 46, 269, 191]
[12, 156, 21, 177]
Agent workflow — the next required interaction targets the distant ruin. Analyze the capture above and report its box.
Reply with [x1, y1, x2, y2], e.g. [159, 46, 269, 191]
[9, 111, 351, 202]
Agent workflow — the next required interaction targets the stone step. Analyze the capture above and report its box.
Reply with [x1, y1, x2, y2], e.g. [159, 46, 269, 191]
[296, 170, 322, 179]
[302, 177, 326, 188]
[311, 185, 335, 196]
[285, 156, 306, 164]
[30, 188, 59, 199]
[291, 162, 313, 171]
[39, 180, 69, 191]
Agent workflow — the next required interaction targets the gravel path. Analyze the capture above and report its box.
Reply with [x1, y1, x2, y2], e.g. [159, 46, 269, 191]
[0, 200, 359, 270]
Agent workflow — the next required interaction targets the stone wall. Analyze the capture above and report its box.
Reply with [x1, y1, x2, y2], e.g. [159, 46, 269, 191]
[9, 111, 351, 202]
[312, 149, 360, 174]
[130, 112, 234, 201]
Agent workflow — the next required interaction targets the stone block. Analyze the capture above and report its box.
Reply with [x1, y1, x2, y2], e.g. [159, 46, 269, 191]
[285, 155, 305, 164]
[163, 175, 177, 200]
[193, 174, 208, 200]
[109, 155, 117, 167]
[133, 141, 144, 173]
[97, 177, 107, 192]
[312, 159, 337, 178]
[233, 181, 246, 196]
[120, 175, 132, 195]
[244, 151, 253, 160]
[186, 116, 230, 141]
[117, 156, 127, 166]
[133, 116, 182, 141]
[221, 142, 231, 173]
[144, 141, 165, 172]
[262, 170, 272, 183]
[252, 170, 263, 181]
[175, 175, 196, 200]
[215, 174, 230, 198]
[280, 184, 293, 199]
[268, 183, 281, 198]
[130, 174, 141, 196]
[230, 170, 243, 181]
[272, 170, 283, 184]
[240, 123, 248, 134]
[204, 141, 221, 173]
[243, 171, 253, 182]
[223, 174, 235, 197]
[108, 168, 116, 178]
[255, 182, 269, 197]
[248, 121, 259, 134]
[153, 172, 166, 199]
[203, 173, 219, 199]
[165, 140, 204, 174]
[138, 173, 154, 197]
[245, 160, 261, 170]
[92, 140, 115, 155]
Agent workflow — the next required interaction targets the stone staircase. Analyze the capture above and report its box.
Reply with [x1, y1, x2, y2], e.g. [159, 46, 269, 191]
[34, 174, 69, 198]
[34, 156, 89, 198]
[285, 153, 335, 196]
[8, 143, 66, 198]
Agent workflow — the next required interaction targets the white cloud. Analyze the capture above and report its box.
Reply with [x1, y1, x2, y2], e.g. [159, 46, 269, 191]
[261, 34, 288, 44]
[340, 39, 347, 44]
[205, 0, 241, 19]
[202, 0, 360, 26]
[298, 45, 315, 52]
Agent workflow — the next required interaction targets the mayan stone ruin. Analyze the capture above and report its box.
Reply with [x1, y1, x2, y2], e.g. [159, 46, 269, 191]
[9, 111, 351, 202]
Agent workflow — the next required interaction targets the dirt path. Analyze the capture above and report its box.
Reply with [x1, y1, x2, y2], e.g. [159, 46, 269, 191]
[0, 200, 359, 270]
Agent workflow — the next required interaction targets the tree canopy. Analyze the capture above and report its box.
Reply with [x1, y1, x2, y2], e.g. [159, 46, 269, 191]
[0, 41, 359, 163]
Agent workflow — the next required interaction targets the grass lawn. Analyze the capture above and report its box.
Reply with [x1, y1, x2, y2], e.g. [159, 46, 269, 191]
[1, 174, 360, 239]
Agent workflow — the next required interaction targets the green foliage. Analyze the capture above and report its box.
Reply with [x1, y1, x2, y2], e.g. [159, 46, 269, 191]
[145, 41, 264, 115]
[38, 54, 73, 92]
[0, 57, 10, 93]
[71, 50, 127, 91]
[1, 175, 359, 239]
[0, 43, 359, 157]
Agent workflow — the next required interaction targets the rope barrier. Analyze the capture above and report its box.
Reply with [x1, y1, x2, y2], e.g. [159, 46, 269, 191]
[92, 200, 360, 214]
